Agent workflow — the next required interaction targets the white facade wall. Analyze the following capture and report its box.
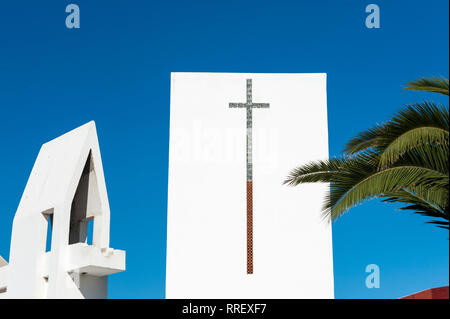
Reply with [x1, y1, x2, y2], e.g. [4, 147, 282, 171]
[166, 73, 334, 298]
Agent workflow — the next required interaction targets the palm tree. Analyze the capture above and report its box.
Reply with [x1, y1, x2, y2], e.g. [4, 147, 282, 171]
[284, 76, 449, 229]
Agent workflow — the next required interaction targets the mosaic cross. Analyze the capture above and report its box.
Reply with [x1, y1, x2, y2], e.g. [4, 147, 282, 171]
[229, 79, 269, 274]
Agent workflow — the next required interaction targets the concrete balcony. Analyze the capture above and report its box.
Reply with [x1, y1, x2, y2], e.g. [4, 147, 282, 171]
[67, 243, 126, 277]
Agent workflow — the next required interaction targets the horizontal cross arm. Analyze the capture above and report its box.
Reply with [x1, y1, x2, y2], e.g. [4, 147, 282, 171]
[229, 103, 246, 108]
[229, 103, 270, 108]
[251, 103, 270, 108]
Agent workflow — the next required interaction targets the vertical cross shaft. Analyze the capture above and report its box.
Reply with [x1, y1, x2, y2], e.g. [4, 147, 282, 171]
[229, 79, 269, 274]
[246, 79, 253, 274]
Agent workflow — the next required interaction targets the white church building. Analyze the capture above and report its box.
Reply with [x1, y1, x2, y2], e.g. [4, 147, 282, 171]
[0, 73, 333, 299]
[166, 73, 334, 298]
[0, 121, 125, 299]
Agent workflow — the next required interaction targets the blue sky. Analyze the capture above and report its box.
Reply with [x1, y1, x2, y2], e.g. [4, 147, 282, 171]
[0, 1, 448, 299]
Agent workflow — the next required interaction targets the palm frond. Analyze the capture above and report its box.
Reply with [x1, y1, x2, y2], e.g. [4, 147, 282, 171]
[329, 165, 448, 220]
[345, 102, 449, 155]
[343, 125, 385, 154]
[391, 143, 449, 177]
[427, 220, 449, 230]
[403, 76, 449, 96]
[384, 186, 448, 214]
[382, 186, 449, 228]
[283, 153, 376, 186]
[379, 126, 449, 168]
[285, 76, 449, 230]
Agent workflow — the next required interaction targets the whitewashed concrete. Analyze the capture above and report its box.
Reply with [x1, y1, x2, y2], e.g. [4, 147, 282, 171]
[166, 73, 334, 298]
[0, 121, 125, 299]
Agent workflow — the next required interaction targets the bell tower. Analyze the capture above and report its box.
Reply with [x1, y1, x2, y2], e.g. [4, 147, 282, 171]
[0, 121, 125, 299]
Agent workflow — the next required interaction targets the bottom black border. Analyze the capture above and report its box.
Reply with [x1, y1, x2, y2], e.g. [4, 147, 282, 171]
[1, 299, 449, 317]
